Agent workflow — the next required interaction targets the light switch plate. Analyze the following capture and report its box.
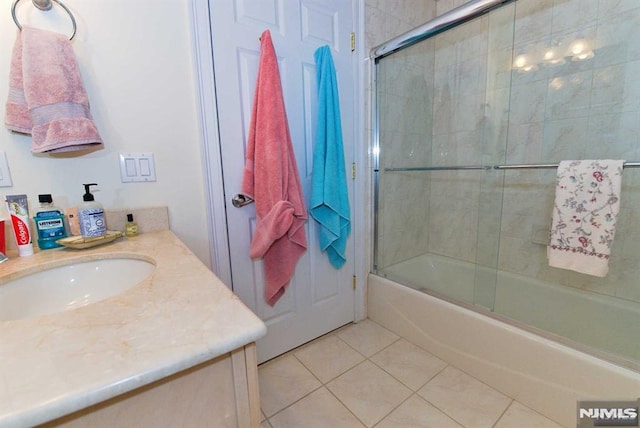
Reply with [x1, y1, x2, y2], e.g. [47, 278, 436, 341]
[119, 153, 157, 183]
[0, 152, 13, 188]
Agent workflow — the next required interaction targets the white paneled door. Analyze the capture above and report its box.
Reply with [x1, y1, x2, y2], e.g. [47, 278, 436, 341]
[209, 0, 357, 363]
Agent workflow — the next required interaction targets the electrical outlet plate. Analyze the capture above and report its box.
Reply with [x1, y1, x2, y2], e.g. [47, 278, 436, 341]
[119, 153, 156, 183]
[0, 152, 13, 188]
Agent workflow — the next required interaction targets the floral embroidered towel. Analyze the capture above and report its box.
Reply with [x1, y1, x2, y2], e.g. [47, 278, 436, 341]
[548, 160, 624, 277]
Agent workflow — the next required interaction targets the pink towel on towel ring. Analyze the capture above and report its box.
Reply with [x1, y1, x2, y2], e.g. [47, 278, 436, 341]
[241, 29, 308, 306]
[5, 27, 103, 154]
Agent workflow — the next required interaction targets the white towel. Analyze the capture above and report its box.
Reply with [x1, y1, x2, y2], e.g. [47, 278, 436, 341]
[548, 160, 624, 277]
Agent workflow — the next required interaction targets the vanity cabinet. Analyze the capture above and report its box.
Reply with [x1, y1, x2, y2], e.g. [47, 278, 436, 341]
[42, 343, 260, 428]
[1, 230, 266, 427]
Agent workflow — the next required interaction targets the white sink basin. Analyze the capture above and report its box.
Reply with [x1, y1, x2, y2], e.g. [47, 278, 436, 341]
[0, 258, 155, 321]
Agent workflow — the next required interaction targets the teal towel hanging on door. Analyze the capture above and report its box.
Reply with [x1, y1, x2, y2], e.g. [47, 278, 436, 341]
[310, 45, 351, 269]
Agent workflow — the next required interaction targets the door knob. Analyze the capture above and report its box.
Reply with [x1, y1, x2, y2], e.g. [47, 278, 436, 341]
[232, 194, 254, 208]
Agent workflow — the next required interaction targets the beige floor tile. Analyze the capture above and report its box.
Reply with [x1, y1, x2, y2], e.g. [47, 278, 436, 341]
[259, 354, 322, 417]
[370, 338, 448, 391]
[336, 319, 399, 357]
[269, 387, 366, 428]
[418, 366, 511, 428]
[261, 420, 273, 428]
[376, 394, 464, 428]
[294, 335, 365, 383]
[327, 360, 412, 427]
[494, 401, 566, 428]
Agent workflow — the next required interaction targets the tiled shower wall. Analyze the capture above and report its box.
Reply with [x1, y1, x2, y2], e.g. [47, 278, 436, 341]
[375, 0, 511, 269]
[376, 38, 435, 268]
[367, 1, 437, 269]
[375, 0, 640, 305]
[500, 0, 640, 303]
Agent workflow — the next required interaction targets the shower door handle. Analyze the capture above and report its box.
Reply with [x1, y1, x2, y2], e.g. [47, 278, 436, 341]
[232, 194, 254, 208]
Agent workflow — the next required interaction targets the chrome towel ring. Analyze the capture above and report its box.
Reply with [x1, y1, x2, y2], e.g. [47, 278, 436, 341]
[11, 0, 77, 40]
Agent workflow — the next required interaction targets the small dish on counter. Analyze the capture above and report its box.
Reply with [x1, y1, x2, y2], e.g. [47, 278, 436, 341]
[56, 230, 124, 249]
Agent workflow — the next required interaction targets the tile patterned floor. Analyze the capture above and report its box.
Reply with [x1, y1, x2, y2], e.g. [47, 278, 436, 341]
[259, 319, 566, 428]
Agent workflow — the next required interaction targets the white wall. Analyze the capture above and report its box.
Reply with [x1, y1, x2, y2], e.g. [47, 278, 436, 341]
[0, 0, 211, 267]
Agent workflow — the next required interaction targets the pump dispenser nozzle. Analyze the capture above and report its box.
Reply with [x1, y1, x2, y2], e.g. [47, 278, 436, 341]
[82, 183, 97, 202]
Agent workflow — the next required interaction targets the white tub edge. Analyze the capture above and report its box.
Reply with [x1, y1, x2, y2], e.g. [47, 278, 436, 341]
[368, 274, 640, 427]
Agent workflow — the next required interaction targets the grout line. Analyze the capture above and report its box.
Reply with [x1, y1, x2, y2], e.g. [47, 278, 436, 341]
[408, 364, 473, 427]
[324, 383, 370, 428]
[366, 337, 449, 392]
[403, 391, 465, 428]
[369, 391, 416, 428]
[491, 398, 514, 428]
[260, 317, 540, 427]
[262, 383, 324, 421]
[291, 324, 407, 427]
[258, 322, 356, 368]
[292, 331, 368, 384]
[333, 332, 368, 359]
[291, 350, 325, 386]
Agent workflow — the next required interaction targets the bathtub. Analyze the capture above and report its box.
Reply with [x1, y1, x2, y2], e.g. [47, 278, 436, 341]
[368, 254, 640, 427]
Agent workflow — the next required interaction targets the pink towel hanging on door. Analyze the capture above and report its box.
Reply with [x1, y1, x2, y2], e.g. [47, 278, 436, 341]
[241, 29, 307, 306]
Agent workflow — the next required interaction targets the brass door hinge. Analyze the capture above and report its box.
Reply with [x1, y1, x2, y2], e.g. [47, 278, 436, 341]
[351, 32, 355, 51]
[351, 162, 356, 179]
[352, 275, 356, 290]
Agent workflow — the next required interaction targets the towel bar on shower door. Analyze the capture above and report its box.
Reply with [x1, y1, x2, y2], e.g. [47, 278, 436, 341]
[383, 161, 640, 172]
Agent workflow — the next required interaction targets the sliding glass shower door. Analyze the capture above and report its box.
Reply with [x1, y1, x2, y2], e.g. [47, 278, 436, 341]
[374, 3, 515, 310]
[374, 0, 640, 365]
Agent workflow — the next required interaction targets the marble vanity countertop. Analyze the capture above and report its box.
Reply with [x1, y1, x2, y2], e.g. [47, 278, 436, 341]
[0, 230, 267, 427]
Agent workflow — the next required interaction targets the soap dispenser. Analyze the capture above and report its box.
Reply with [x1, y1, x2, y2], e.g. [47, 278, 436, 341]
[78, 183, 106, 238]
